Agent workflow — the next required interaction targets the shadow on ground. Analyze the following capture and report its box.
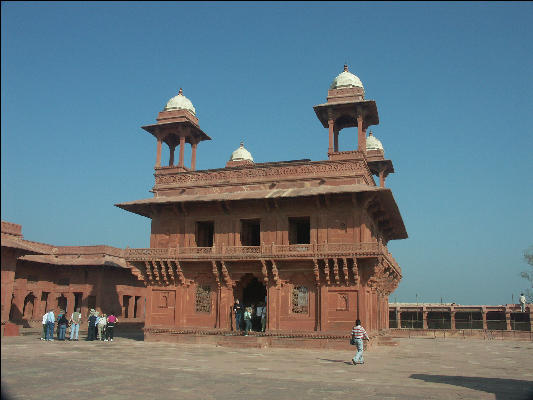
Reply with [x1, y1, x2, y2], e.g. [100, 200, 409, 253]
[410, 374, 533, 400]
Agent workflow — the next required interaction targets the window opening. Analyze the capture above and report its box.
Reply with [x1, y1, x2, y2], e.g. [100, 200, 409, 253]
[196, 221, 214, 247]
[196, 285, 212, 313]
[292, 286, 309, 314]
[289, 217, 310, 244]
[241, 219, 261, 246]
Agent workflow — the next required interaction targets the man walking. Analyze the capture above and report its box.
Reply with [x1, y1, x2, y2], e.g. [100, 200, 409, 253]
[351, 319, 369, 365]
[69, 308, 82, 340]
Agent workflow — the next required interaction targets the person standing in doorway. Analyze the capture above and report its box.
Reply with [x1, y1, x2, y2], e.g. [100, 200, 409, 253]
[260, 302, 267, 332]
[69, 308, 82, 341]
[351, 319, 369, 365]
[233, 299, 243, 332]
[243, 307, 252, 336]
[520, 293, 527, 312]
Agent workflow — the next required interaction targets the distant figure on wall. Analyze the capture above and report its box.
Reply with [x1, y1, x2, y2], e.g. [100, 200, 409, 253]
[350, 319, 370, 365]
[233, 299, 243, 332]
[519, 293, 527, 312]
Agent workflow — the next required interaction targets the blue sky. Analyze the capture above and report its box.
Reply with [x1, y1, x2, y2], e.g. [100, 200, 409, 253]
[2, 2, 532, 305]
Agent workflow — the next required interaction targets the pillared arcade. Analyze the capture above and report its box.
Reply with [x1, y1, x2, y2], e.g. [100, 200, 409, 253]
[117, 65, 407, 338]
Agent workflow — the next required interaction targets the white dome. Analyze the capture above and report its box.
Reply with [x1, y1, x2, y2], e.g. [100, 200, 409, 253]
[230, 142, 253, 162]
[330, 65, 364, 90]
[366, 132, 384, 151]
[164, 88, 196, 115]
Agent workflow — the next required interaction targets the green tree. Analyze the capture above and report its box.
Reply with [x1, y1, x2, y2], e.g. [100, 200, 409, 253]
[521, 246, 533, 302]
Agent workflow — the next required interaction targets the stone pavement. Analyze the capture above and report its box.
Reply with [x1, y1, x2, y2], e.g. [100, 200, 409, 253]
[1, 334, 533, 400]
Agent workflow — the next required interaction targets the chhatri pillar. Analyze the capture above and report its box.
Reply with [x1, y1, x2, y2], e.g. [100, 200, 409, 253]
[313, 64, 378, 158]
[142, 88, 211, 172]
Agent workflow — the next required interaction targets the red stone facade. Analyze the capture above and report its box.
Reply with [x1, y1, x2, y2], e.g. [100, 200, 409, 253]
[1, 221, 146, 331]
[1, 67, 408, 340]
[116, 67, 408, 339]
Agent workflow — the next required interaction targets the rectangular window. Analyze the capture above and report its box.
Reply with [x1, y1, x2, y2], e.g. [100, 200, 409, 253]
[196, 221, 214, 247]
[74, 293, 83, 311]
[291, 286, 309, 314]
[123, 295, 131, 318]
[195, 285, 212, 313]
[241, 219, 261, 246]
[289, 217, 310, 244]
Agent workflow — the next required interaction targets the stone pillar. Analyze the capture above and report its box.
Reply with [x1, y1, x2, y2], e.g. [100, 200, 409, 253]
[33, 289, 43, 319]
[422, 308, 428, 329]
[334, 129, 339, 152]
[482, 307, 488, 330]
[169, 145, 175, 166]
[505, 309, 512, 331]
[11, 289, 26, 322]
[179, 135, 185, 168]
[328, 119, 334, 154]
[145, 287, 153, 328]
[80, 292, 89, 319]
[191, 142, 197, 171]
[128, 296, 135, 319]
[319, 284, 328, 331]
[66, 292, 75, 317]
[396, 307, 401, 328]
[357, 115, 365, 152]
[156, 137, 162, 167]
[529, 307, 533, 332]
[379, 169, 385, 188]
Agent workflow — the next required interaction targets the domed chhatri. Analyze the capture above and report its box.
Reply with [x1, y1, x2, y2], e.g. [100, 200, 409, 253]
[230, 142, 254, 162]
[330, 64, 364, 90]
[164, 88, 196, 115]
[366, 131, 384, 152]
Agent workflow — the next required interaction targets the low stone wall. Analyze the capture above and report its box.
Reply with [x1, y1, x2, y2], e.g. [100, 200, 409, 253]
[388, 328, 533, 341]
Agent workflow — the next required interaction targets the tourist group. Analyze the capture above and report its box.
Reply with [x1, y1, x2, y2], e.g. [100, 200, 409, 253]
[40, 308, 118, 342]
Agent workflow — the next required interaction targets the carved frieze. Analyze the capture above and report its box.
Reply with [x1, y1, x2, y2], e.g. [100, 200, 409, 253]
[155, 160, 367, 187]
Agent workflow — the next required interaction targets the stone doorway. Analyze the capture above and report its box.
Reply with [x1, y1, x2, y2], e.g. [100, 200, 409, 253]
[236, 274, 267, 332]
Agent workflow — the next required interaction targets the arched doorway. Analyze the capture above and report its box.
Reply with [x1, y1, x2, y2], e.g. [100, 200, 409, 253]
[23, 293, 36, 320]
[236, 274, 267, 332]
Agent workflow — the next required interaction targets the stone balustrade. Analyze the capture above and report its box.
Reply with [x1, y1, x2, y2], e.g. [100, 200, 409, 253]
[124, 242, 400, 274]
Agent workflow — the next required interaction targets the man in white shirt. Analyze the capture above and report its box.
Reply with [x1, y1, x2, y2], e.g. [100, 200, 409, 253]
[46, 310, 55, 341]
[41, 312, 48, 340]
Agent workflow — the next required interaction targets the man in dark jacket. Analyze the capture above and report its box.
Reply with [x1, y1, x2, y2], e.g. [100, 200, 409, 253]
[232, 300, 243, 331]
[87, 310, 97, 341]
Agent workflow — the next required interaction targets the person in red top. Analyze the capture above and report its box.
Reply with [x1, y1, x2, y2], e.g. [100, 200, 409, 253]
[106, 313, 118, 342]
[351, 319, 369, 365]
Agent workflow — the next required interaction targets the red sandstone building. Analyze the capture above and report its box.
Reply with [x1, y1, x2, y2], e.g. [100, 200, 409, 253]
[1, 221, 145, 333]
[116, 66, 407, 339]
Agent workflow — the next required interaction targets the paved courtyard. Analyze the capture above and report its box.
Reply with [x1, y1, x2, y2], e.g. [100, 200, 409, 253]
[2, 334, 533, 400]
